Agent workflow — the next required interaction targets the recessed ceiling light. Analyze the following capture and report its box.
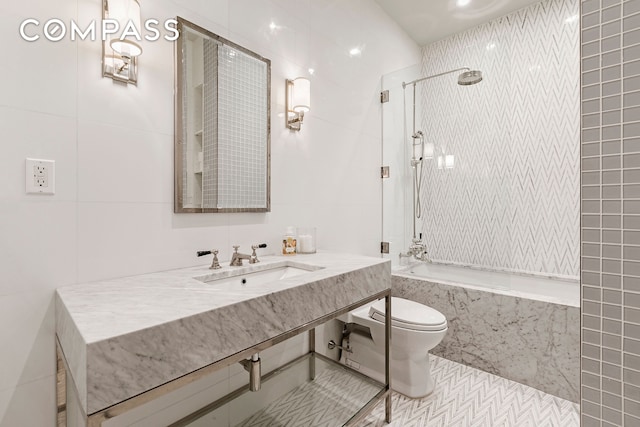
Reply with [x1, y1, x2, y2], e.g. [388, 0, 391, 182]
[457, 0, 471, 7]
[349, 47, 362, 57]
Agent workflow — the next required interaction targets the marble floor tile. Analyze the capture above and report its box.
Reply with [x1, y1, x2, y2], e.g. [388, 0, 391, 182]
[228, 355, 579, 426]
[358, 356, 579, 427]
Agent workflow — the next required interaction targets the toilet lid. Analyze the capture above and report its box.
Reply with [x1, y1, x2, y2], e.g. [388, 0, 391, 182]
[369, 297, 447, 332]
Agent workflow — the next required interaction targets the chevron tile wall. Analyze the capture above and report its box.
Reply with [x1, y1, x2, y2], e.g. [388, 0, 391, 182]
[415, 0, 580, 278]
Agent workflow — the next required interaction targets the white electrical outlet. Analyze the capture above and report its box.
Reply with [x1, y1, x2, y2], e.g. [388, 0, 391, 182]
[26, 158, 55, 194]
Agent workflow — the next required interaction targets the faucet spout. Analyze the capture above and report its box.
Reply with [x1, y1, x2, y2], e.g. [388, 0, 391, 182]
[230, 245, 252, 266]
[400, 238, 432, 263]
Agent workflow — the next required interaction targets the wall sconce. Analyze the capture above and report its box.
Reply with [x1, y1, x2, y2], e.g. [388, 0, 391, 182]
[103, 0, 142, 84]
[286, 77, 311, 131]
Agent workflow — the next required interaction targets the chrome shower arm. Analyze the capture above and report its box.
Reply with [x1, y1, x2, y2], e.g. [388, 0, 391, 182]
[402, 67, 471, 88]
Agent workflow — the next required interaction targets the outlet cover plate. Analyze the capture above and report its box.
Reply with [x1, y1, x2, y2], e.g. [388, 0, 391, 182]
[26, 158, 55, 194]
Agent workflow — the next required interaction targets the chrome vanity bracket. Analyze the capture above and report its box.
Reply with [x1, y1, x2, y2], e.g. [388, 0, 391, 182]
[239, 354, 262, 392]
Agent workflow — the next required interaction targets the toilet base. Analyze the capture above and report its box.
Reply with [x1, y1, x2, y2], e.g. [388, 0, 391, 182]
[339, 332, 435, 398]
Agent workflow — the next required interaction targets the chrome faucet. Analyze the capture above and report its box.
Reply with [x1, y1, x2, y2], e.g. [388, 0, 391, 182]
[399, 238, 432, 263]
[230, 246, 252, 267]
[230, 244, 268, 266]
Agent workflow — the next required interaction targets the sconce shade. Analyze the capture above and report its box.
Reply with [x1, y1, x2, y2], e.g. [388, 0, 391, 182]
[286, 77, 311, 131]
[291, 77, 310, 112]
[108, 0, 143, 57]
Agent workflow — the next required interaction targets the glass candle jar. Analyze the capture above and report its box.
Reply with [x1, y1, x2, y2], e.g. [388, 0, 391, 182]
[296, 227, 316, 254]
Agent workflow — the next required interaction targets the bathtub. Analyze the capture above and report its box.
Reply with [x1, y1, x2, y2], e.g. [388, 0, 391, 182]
[395, 262, 580, 307]
[391, 262, 580, 403]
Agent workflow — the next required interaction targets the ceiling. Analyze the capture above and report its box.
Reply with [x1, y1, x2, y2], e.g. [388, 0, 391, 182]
[374, 0, 545, 46]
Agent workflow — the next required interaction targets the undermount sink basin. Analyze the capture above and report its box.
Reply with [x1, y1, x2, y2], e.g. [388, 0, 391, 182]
[204, 266, 312, 289]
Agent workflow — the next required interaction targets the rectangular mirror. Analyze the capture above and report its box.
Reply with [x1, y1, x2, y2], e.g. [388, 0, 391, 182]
[175, 17, 271, 213]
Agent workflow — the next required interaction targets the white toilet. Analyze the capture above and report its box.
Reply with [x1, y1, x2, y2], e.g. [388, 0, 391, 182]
[338, 297, 447, 398]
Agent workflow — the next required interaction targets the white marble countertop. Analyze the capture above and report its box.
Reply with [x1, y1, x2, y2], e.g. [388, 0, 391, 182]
[56, 251, 390, 415]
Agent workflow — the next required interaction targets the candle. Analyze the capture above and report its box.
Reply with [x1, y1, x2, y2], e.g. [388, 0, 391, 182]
[296, 227, 316, 254]
[298, 234, 314, 253]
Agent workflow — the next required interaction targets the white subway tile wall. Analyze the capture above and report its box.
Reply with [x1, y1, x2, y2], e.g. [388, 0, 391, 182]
[419, 0, 581, 278]
[581, 0, 640, 425]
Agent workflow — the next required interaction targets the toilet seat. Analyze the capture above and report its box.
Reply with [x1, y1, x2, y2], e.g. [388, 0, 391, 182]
[369, 297, 447, 332]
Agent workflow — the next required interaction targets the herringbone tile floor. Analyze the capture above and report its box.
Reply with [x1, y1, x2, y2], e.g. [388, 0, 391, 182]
[358, 356, 579, 427]
[237, 355, 579, 427]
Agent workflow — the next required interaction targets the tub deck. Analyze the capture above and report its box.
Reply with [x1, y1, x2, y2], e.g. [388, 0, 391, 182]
[391, 262, 580, 403]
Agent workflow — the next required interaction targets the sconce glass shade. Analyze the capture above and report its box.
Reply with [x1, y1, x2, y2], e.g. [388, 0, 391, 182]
[108, 0, 143, 58]
[291, 77, 311, 112]
[286, 77, 311, 131]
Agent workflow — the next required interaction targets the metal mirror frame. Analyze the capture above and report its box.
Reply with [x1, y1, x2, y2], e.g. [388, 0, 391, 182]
[174, 17, 271, 213]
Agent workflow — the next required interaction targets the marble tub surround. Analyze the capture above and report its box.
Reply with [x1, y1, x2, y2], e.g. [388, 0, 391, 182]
[55, 252, 390, 416]
[392, 275, 579, 403]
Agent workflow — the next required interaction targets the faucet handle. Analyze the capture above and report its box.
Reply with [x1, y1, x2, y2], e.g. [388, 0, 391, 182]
[197, 249, 222, 269]
[249, 243, 267, 264]
[210, 250, 221, 270]
[232, 245, 240, 253]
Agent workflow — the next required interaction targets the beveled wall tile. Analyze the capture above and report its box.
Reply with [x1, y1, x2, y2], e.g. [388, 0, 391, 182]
[624, 91, 640, 107]
[584, 11, 601, 28]
[585, 314, 603, 329]
[603, 35, 622, 52]
[605, 65, 622, 81]
[624, 106, 640, 122]
[624, 275, 640, 291]
[603, 19, 622, 37]
[604, 289, 623, 304]
[627, 37, 640, 58]
[604, 274, 623, 288]
[624, 60, 640, 76]
[624, 14, 640, 32]
[625, 383, 640, 401]
[582, 1, 640, 422]
[604, 318, 623, 334]
[584, 385, 601, 403]
[603, 109, 622, 124]
[603, 185, 621, 198]
[603, 391, 622, 410]
[604, 140, 622, 154]
[625, 338, 640, 355]
[602, 5, 621, 23]
[583, 0, 601, 15]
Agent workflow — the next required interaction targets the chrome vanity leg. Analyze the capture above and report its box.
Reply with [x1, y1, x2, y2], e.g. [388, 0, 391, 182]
[385, 293, 392, 423]
[56, 342, 67, 427]
[309, 328, 316, 380]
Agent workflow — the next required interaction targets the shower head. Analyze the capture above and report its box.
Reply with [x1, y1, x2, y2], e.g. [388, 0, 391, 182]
[412, 131, 424, 139]
[458, 70, 483, 86]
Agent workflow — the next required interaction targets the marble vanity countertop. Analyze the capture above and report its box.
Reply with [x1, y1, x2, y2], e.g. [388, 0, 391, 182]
[55, 252, 390, 415]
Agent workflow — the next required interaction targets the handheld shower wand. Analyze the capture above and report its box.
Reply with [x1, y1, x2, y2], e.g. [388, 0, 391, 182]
[411, 131, 424, 165]
[410, 131, 425, 236]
